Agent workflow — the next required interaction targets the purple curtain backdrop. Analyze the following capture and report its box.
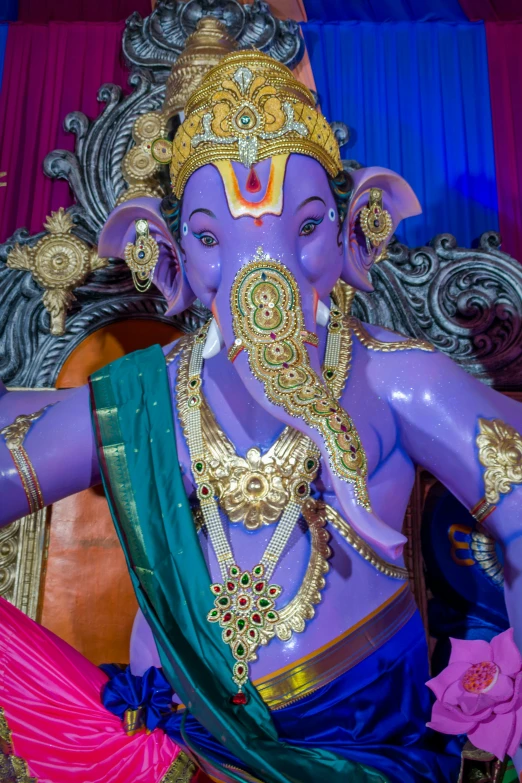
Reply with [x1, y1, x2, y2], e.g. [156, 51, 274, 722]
[459, 1, 522, 21]
[18, 0, 151, 22]
[0, 22, 130, 243]
[485, 22, 522, 262]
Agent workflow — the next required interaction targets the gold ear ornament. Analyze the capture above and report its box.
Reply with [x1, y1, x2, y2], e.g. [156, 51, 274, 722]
[359, 188, 393, 253]
[124, 219, 159, 292]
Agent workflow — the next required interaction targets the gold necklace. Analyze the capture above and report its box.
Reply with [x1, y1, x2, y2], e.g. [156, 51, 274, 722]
[192, 303, 352, 531]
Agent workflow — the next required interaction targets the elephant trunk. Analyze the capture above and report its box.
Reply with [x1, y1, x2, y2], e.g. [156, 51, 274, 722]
[214, 254, 407, 561]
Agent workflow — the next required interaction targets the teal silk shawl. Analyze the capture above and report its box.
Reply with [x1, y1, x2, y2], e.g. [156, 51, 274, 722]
[89, 344, 390, 783]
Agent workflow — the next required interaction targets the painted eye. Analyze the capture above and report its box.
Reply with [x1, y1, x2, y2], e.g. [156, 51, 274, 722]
[299, 216, 324, 236]
[328, 208, 336, 222]
[182, 222, 188, 236]
[193, 232, 218, 247]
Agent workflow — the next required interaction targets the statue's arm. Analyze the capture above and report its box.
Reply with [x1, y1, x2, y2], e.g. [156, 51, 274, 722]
[0, 384, 101, 526]
[381, 348, 522, 767]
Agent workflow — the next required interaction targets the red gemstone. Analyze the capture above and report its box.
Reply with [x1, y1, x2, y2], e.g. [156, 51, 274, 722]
[297, 484, 306, 495]
[340, 425, 347, 432]
[330, 408, 336, 413]
[223, 612, 232, 622]
[239, 597, 247, 607]
[227, 582, 234, 591]
[246, 166, 261, 193]
[202, 487, 209, 496]
[269, 588, 276, 595]
[283, 362, 289, 368]
[231, 691, 248, 705]
[255, 584, 264, 592]
[252, 613, 261, 624]
[213, 586, 220, 593]
[270, 332, 276, 340]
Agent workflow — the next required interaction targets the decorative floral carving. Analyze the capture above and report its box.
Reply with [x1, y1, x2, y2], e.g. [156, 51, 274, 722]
[6, 209, 107, 335]
[477, 418, 522, 505]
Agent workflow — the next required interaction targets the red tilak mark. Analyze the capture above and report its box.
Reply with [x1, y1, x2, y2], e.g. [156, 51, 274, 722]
[254, 218, 263, 227]
[246, 166, 261, 193]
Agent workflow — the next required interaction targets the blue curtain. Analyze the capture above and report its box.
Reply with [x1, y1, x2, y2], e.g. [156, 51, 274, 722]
[0, 1, 17, 21]
[304, 0, 467, 22]
[302, 21, 499, 247]
[0, 24, 8, 93]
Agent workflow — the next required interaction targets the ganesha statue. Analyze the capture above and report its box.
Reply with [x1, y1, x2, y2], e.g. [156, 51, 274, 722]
[2, 50, 522, 783]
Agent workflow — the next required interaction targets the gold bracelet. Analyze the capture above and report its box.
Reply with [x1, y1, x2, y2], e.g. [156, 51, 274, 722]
[0, 406, 53, 513]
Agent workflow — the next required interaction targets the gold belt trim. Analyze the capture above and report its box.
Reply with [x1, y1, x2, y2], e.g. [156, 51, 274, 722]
[254, 584, 417, 710]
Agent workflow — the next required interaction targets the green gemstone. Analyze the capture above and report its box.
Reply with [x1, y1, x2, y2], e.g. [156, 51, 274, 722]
[195, 462, 203, 472]
[325, 370, 334, 378]
[306, 459, 316, 470]
[267, 612, 276, 621]
[218, 597, 229, 606]
[241, 574, 250, 585]
[259, 599, 269, 608]
[236, 644, 245, 657]
[237, 619, 246, 630]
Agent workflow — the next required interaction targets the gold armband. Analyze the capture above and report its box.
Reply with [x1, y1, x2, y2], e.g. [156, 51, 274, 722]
[1, 406, 53, 513]
[470, 417, 522, 523]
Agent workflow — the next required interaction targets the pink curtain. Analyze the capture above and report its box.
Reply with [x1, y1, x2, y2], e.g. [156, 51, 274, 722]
[0, 23, 130, 243]
[486, 22, 522, 262]
[19, 1, 152, 22]
[459, 1, 522, 21]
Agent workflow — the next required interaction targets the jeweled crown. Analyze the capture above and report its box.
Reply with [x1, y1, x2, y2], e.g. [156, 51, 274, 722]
[154, 50, 342, 198]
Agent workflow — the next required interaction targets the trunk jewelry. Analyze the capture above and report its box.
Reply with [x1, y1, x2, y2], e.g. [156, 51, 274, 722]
[359, 188, 393, 254]
[124, 219, 159, 292]
[0, 406, 54, 513]
[181, 326, 320, 702]
[230, 249, 370, 509]
[185, 300, 350, 532]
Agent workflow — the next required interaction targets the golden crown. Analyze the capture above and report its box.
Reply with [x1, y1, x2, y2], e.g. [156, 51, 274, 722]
[152, 50, 342, 198]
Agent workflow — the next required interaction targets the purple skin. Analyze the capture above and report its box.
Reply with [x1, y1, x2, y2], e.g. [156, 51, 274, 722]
[3, 154, 522, 767]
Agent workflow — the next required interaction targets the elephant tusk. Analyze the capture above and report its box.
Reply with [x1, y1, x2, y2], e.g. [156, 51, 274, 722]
[202, 318, 225, 359]
[316, 299, 330, 327]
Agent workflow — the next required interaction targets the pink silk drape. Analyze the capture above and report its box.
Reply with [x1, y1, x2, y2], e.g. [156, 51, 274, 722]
[485, 22, 522, 262]
[0, 22, 130, 243]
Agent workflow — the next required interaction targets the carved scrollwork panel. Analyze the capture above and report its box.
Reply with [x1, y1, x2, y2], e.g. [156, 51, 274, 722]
[0, 510, 48, 620]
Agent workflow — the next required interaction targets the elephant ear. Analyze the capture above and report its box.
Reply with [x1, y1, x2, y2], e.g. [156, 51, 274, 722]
[98, 196, 195, 315]
[341, 167, 421, 292]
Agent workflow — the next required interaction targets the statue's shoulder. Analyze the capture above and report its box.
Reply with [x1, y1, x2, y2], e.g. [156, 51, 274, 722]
[347, 317, 434, 355]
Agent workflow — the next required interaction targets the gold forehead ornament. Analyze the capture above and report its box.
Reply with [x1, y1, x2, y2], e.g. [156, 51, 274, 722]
[151, 50, 343, 198]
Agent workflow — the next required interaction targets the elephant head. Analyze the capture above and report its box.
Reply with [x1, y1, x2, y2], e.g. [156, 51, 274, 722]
[99, 53, 421, 561]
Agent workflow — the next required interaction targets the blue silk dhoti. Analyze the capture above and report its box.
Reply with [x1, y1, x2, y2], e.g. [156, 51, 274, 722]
[152, 586, 461, 783]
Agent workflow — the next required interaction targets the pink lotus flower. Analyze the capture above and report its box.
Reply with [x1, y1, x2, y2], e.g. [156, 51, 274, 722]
[427, 628, 522, 760]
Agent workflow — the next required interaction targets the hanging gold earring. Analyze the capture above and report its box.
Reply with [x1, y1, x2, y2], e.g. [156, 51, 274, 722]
[124, 219, 159, 292]
[359, 188, 393, 253]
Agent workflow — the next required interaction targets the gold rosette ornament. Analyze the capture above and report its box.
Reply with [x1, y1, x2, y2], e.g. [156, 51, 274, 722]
[7, 208, 107, 335]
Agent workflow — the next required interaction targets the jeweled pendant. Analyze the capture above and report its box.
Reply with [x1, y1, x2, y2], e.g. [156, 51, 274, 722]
[207, 562, 282, 693]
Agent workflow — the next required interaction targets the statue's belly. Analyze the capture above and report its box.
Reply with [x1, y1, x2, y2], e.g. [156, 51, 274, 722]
[198, 520, 407, 682]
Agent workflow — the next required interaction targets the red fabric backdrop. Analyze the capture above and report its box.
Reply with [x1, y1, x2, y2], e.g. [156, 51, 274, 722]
[0, 22, 130, 243]
[459, 1, 522, 21]
[18, 1, 151, 22]
[485, 22, 522, 262]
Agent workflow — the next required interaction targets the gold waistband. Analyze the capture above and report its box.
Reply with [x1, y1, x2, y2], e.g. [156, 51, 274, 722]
[254, 583, 417, 710]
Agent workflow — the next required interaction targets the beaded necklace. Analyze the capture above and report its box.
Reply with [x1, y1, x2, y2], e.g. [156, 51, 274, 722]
[181, 305, 349, 702]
